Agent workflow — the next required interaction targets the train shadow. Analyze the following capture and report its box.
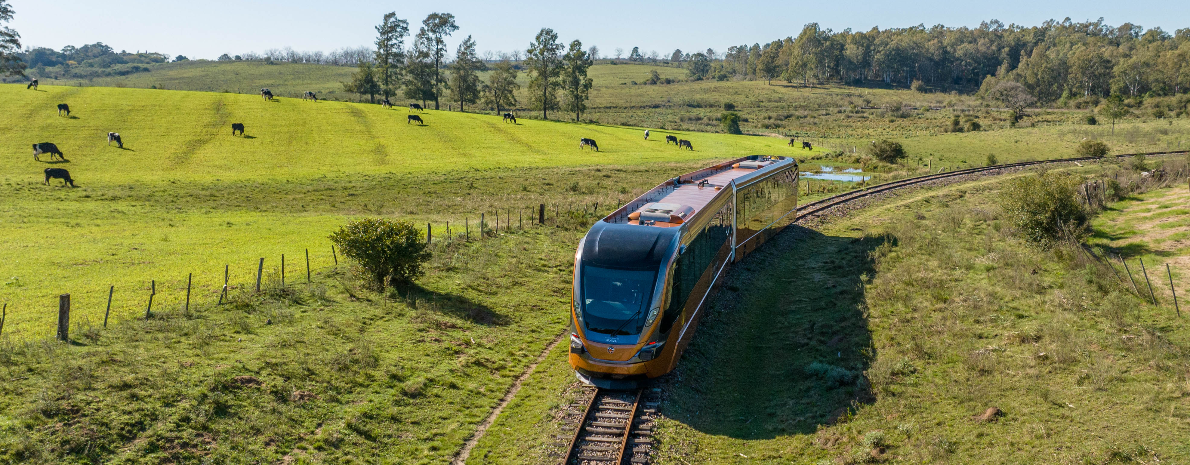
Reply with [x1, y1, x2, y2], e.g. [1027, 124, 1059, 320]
[663, 225, 884, 440]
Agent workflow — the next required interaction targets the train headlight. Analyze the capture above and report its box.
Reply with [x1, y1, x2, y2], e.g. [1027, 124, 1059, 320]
[636, 341, 664, 361]
[644, 306, 660, 327]
[569, 333, 585, 354]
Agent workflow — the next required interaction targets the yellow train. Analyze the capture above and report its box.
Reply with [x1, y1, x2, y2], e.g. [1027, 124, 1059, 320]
[569, 156, 800, 389]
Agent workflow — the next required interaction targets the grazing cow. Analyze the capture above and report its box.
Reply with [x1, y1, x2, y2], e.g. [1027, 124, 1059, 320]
[261, 88, 274, 100]
[382, 98, 393, 109]
[409, 103, 424, 112]
[802, 141, 813, 150]
[579, 138, 600, 152]
[787, 137, 799, 147]
[57, 103, 70, 116]
[27, 79, 38, 90]
[503, 113, 517, 123]
[32, 143, 65, 162]
[231, 123, 245, 136]
[665, 135, 678, 145]
[44, 168, 75, 187]
[107, 132, 123, 148]
[408, 115, 424, 125]
[678, 140, 693, 151]
[644, 130, 650, 140]
[302, 91, 317, 101]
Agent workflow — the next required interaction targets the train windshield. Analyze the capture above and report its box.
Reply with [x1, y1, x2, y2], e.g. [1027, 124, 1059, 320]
[581, 266, 657, 341]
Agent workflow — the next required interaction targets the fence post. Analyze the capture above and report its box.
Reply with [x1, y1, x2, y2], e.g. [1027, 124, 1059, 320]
[1121, 256, 1140, 295]
[481, 213, 485, 237]
[1140, 257, 1158, 305]
[104, 285, 113, 328]
[256, 258, 264, 292]
[0, 303, 6, 337]
[539, 204, 545, 224]
[519, 210, 522, 230]
[185, 273, 192, 313]
[495, 211, 499, 233]
[428, 223, 432, 243]
[281, 254, 286, 287]
[466, 217, 470, 240]
[219, 264, 229, 304]
[1168, 263, 1181, 317]
[331, 245, 338, 265]
[306, 249, 311, 283]
[447, 221, 450, 241]
[146, 280, 155, 317]
[57, 294, 70, 342]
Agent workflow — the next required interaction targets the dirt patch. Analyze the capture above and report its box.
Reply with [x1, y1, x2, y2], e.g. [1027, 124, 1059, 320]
[290, 390, 318, 403]
[973, 407, 1002, 422]
[232, 375, 263, 388]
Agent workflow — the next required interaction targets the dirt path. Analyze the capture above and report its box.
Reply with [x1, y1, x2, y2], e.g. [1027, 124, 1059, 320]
[451, 331, 566, 465]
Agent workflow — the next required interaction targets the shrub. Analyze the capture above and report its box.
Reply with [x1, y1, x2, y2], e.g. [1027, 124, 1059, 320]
[966, 120, 981, 131]
[1001, 172, 1088, 245]
[867, 139, 907, 164]
[805, 362, 856, 387]
[910, 79, 925, 92]
[949, 116, 962, 132]
[720, 112, 742, 135]
[986, 153, 998, 166]
[722, 102, 735, 111]
[329, 218, 431, 288]
[1086, 114, 1098, 125]
[1076, 140, 1110, 158]
[1152, 107, 1167, 119]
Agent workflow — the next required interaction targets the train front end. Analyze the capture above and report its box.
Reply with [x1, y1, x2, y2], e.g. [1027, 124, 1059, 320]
[569, 221, 680, 389]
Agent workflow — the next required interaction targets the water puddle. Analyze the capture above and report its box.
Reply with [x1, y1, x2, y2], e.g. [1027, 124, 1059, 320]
[801, 166, 868, 182]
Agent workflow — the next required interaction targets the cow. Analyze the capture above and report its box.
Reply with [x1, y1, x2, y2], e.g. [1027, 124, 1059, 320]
[644, 130, 650, 140]
[231, 123, 245, 136]
[382, 98, 393, 109]
[107, 132, 123, 148]
[678, 140, 693, 151]
[579, 138, 600, 152]
[33, 143, 65, 162]
[44, 168, 75, 187]
[302, 91, 317, 101]
[408, 115, 424, 125]
[409, 103, 424, 112]
[802, 141, 813, 150]
[261, 88, 274, 100]
[57, 104, 70, 116]
[27, 79, 38, 90]
[665, 135, 678, 145]
[787, 137, 799, 147]
[503, 113, 517, 123]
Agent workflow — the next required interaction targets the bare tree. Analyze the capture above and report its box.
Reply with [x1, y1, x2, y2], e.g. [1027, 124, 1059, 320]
[614, 47, 623, 60]
[588, 45, 599, 61]
[987, 80, 1037, 122]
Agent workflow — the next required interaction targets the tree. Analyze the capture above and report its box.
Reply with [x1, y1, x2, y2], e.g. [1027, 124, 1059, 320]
[614, 48, 623, 60]
[587, 45, 599, 61]
[0, 0, 24, 77]
[629, 47, 643, 62]
[483, 60, 519, 115]
[420, 13, 458, 110]
[343, 60, 381, 103]
[1075, 140, 1110, 158]
[721, 112, 742, 134]
[987, 80, 1036, 122]
[217, 53, 232, 61]
[174, 55, 189, 62]
[757, 43, 781, 84]
[1098, 94, 1130, 135]
[448, 35, 484, 112]
[1001, 172, 1088, 245]
[374, 12, 409, 100]
[525, 28, 564, 119]
[561, 39, 594, 121]
[670, 49, 683, 63]
[404, 32, 436, 108]
[1067, 46, 1113, 97]
[329, 218, 431, 288]
[687, 52, 711, 80]
[867, 139, 907, 163]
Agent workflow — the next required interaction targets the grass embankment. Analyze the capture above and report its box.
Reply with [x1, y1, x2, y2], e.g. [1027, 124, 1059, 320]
[0, 83, 801, 338]
[1092, 184, 1190, 296]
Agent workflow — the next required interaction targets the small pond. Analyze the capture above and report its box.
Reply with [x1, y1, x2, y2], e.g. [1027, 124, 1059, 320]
[800, 166, 868, 182]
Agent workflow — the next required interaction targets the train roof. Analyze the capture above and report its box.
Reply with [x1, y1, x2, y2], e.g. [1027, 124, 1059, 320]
[581, 222, 679, 271]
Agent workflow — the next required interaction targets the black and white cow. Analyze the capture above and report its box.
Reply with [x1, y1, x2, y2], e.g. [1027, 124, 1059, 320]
[503, 113, 516, 124]
[678, 139, 693, 151]
[802, 141, 813, 150]
[108, 132, 123, 148]
[408, 115, 424, 125]
[57, 104, 70, 116]
[261, 88, 274, 100]
[44, 168, 74, 187]
[787, 137, 799, 147]
[644, 130, 650, 140]
[579, 138, 600, 152]
[27, 79, 38, 90]
[381, 98, 393, 109]
[33, 143, 65, 161]
[665, 135, 679, 145]
[302, 91, 317, 101]
[231, 123, 245, 136]
[409, 103, 424, 112]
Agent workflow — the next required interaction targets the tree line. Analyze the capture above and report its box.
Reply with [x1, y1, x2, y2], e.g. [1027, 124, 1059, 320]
[344, 12, 593, 121]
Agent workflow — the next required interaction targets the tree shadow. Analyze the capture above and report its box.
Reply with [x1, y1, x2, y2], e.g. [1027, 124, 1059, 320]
[663, 225, 884, 440]
[392, 284, 509, 327]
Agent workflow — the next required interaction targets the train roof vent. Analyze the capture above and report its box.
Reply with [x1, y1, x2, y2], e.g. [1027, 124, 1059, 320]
[737, 160, 773, 170]
[637, 202, 694, 223]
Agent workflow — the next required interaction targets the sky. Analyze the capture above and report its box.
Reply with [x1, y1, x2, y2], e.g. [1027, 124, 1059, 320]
[9, 0, 1190, 60]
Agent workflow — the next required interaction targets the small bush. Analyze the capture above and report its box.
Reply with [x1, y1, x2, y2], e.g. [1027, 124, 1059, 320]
[805, 361, 856, 387]
[949, 116, 963, 133]
[910, 79, 925, 92]
[1001, 172, 1088, 245]
[720, 112, 742, 135]
[986, 153, 998, 166]
[1085, 114, 1098, 125]
[329, 218, 431, 288]
[723, 102, 735, 111]
[1076, 140, 1110, 158]
[967, 120, 981, 131]
[867, 139, 907, 164]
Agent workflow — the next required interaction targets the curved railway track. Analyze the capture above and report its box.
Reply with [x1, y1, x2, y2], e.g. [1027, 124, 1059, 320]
[559, 150, 1186, 465]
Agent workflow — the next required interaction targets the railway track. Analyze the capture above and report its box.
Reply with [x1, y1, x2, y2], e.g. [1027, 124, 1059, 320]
[563, 388, 661, 465]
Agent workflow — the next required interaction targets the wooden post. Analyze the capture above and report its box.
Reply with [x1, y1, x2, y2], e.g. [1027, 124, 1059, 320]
[281, 254, 286, 287]
[428, 223, 432, 243]
[331, 245, 338, 265]
[306, 249, 311, 283]
[495, 210, 499, 233]
[1121, 256, 1140, 295]
[146, 280, 155, 317]
[185, 273, 192, 313]
[466, 217, 470, 240]
[1, 303, 6, 337]
[104, 285, 113, 328]
[519, 210, 522, 229]
[256, 258, 264, 292]
[1168, 263, 1181, 317]
[481, 213, 485, 236]
[219, 265, 229, 305]
[1140, 257, 1158, 305]
[57, 294, 70, 342]
[539, 203, 545, 224]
